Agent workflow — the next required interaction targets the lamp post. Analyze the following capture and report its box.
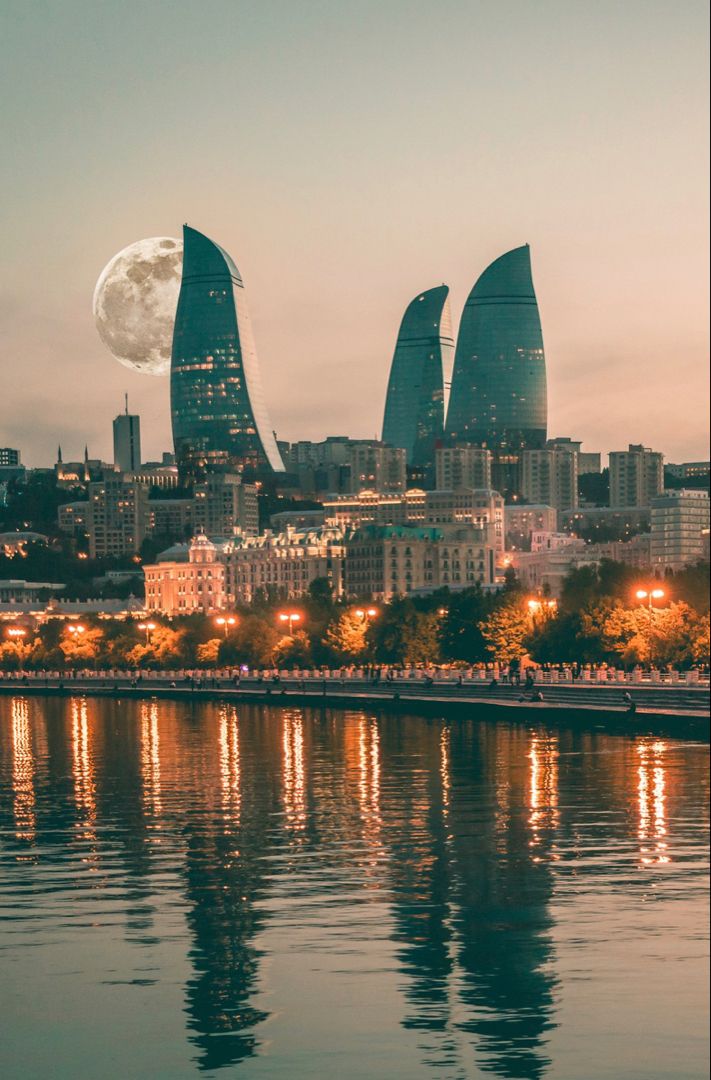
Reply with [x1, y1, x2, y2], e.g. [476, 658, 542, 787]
[215, 615, 237, 638]
[354, 607, 378, 624]
[527, 598, 557, 618]
[635, 588, 665, 668]
[67, 623, 86, 636]
[138, 621, 157, 645]
[278, 612, 302, 636]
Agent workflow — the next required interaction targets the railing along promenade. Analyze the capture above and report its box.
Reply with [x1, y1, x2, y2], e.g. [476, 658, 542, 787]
[0, 667, 708, 724]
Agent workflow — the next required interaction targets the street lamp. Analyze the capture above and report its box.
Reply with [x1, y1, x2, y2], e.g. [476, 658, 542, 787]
[354, 607, 378, 622]
[6, 627, 27, 639]
[635, 588, 665, 610]
[527, 598, 558, 615]
[67, 623, 86, 636]
[138, 621, 157, 644]
[635, 588, 665, 668]
[278, 611, 302, 636]
[215, 615, 238, 637]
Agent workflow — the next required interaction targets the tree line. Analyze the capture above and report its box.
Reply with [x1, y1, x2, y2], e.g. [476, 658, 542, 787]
[0, 561, 708, 672]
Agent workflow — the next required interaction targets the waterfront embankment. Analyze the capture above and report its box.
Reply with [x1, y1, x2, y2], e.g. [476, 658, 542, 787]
[1, 673, 708, 738]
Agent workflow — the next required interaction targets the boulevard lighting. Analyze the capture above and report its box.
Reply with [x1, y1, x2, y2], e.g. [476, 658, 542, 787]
[6, 627, 27, 639]
[527, 598, 557, 613]
[215, 615, 238, 636]
[278, 612, 302, 635]
[354, 607, 378, 621]
[67, 624, 86, 635]
[138, 621, 157, 643]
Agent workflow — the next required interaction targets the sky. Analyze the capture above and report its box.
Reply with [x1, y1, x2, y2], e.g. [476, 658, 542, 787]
[1, 0, 709, 467]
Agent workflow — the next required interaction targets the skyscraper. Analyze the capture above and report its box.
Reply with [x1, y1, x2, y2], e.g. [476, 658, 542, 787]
[170, 225, 285, 480]
[113, 396, 141, 472]
[382, 285, 453, 470]
[445, 245, 547, 492]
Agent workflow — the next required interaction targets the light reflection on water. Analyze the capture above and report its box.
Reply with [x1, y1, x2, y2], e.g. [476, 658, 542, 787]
[0, 697, 708, 1080]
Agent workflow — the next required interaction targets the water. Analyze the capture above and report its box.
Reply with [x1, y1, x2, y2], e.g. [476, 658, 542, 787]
[0, 697, 708, 1080]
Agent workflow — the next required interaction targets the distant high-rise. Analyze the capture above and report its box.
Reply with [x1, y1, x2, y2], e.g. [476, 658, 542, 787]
[113, 397, 141, 472]
[445, 245, 547, 460]
[170, 225, 285, 480]
[609, 444, 664, 507]
[382, 285, 453, 469]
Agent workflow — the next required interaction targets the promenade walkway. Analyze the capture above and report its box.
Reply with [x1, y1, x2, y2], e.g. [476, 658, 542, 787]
[0, 670, 708, 732]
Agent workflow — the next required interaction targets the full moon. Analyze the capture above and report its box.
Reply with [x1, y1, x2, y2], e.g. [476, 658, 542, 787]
[93, 236, 183, 376]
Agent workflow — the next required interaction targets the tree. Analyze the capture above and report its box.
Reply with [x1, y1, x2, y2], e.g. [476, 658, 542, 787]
[324, 611, 369, 663]
[124, 625, 186, 668]
[479, 601, 533, 663]
[274, 629, 313, 668]
[196, 638, 221, 666]
[0, 638, 39, 671]
[221, 615, 280, 669]
[59, 626, 104, 668]
[438, 587, 493, 663]
[583, 600, 709, 668]
[367, 599, 441, 665]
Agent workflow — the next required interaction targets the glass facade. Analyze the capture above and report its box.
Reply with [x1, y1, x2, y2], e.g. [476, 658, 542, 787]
[381, 285, 453, 469]
[445, 245, 547, 453]
[170, 226, 285, 479]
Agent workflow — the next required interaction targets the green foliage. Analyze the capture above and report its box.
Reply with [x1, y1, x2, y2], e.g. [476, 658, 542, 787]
[438, 587, 493, 664]
[323, 610, 369, 663]
[368, 598, 441, 666]
[479, 600, 533, 663]
[274, 629, 313, 668]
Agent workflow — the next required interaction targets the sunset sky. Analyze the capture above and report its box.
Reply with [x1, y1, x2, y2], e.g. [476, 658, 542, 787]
[1, 0, 708, 466]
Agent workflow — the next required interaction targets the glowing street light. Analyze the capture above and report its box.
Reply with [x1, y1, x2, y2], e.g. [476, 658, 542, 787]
[527, 598, 558, 614]
[215, 615, 238, 637]
[67, 624, 86, 635]
[635, 587, 665, 668]
[278, 611, 302, 636]
[354, 607, 379, 622]
[6, 627, 27, 639]
[635, 588, 665, 609]
[138, 621, 157, 644]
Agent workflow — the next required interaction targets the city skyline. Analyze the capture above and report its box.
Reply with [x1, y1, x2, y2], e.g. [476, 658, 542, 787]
[1, 1, 708, 467]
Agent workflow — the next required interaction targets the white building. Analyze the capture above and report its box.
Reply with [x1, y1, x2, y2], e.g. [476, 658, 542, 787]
[609, 444, 664, 507]
[521, 447, 578, 512]
[144, 535, 226, 615]
[323, 488, 504, 556]
[504, 504, 558, 551]
[344, 525, 496, 600]
[223, 525, 347, 604]
[435, 447, 492, 491]
[650, 490, 710, 571]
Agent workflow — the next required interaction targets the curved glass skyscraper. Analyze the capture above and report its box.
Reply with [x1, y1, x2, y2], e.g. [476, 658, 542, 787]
[381, 285, 453, 469]
[445, 245, 547, 453]
[171, 225, 285, 479]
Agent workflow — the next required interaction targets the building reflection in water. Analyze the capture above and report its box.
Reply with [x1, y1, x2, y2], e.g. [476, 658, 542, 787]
[282, 709, 306, 832]
[528, 733, 560, 851]
[637, 739, 670, 866]
[4, 701, 700, 1078]
[71, 698, 97, 855]
[218, 705, 241, 830]
[182, 704, 270, 1072]
[446, 726, 558, 1080]
[140, 701, 163, 820]
[357, 717, 384, 869]
[11, 697, 36, 846]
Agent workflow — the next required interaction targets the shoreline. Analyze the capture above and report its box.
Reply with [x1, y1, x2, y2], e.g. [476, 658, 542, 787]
[1, 681, 708, 740]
